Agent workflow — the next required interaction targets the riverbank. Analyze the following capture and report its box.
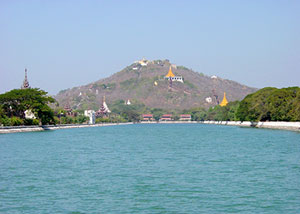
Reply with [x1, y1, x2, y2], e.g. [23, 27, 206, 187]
[1, 121, 299, 134]
[0, 123, 133, 134]
[141, 121, 300, 132]
[201, 121, 300, 132]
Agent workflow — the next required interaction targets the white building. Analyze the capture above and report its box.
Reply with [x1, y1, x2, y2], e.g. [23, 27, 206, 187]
[205, 97, 213, 103]
[125, 99, 131, 105]
[134, 58, 149, 66]
[25, 110, 36, 119]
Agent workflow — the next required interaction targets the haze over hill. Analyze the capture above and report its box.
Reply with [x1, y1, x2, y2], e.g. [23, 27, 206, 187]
[55, 59, 257, 110]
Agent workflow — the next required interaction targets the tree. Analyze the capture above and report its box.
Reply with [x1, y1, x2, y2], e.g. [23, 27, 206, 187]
[236, 87, 300, 122]
[0, 88, 56, 125]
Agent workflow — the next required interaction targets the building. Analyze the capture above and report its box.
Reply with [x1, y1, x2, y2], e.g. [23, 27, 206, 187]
[164, 66, 183, 83]
[25, 110, 36, 119]
[125, 99, 131, 105]
[220, 92, 229, 107]
[205, 97, 213, 103]
[64, 103, 77, 117]
[136, 58, 149, 66]
[142, 114, 154, 121]
[84, 110, 95, 124]
[21, 69, 30, 89]
[179, 114, 191, 121]
[160, 114, 173, 121]
[96, 96, 111, 117]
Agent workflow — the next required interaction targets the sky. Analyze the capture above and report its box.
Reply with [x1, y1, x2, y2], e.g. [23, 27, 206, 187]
[0, 0, 299, 95]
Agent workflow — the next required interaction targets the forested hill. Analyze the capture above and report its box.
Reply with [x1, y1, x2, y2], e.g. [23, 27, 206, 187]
[55, 59, 257, 110]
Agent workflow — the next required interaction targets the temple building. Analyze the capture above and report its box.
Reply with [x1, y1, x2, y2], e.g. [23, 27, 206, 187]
[97, 96, 111, 117]
[164, 66, 183, 83]
[136, 58, 149, 66]
[220, 92, 229, 107]
[21, 69, 30, 89]
[64, 103, 77, 117]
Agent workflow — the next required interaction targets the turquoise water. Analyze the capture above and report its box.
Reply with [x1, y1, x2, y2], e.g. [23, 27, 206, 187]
[0, 124, 300, 213]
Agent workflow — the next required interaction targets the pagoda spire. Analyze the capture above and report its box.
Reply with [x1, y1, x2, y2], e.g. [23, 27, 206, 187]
[220, 92, 228, 107]
[21, 68, 30, 89]
[97, 95, 111, 117]
[165, 66, 175, 78]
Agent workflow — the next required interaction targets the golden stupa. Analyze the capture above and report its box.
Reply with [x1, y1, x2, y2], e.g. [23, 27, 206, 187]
[165, 66, 175, 78]
[220, 92, 228, 107]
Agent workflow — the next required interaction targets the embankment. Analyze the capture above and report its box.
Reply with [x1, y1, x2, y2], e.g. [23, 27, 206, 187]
[141, 121, 300, 132]
[1, 121, 299, 134]
[201, 121, 300, 131]
[0, 123, 133, 134]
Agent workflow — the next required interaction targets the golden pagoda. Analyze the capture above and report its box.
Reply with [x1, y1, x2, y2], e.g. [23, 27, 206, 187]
[165, 66, 175, 78]
[220, 92, 228, 107]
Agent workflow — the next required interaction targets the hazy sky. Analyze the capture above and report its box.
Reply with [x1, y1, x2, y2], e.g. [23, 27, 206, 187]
[1, 0, 299, 95]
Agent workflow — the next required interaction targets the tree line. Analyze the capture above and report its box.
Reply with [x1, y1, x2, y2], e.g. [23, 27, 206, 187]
[0, 87, 299, 126]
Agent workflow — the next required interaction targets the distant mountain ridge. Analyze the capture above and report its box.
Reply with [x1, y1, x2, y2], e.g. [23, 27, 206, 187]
[55, 59, 257, 110]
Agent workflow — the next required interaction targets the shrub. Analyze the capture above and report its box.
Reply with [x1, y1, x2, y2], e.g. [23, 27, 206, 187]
[10, 117, 24, 126]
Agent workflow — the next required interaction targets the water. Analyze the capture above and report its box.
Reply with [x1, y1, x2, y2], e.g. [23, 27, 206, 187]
[0, 124, 300, 213]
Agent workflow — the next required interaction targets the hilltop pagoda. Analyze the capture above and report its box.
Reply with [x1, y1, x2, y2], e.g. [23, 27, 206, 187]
[164, 66, 183, 83]
[21, 69, 30, 89]
[97, 96, 111, 117]
[220, 92, 229, 107]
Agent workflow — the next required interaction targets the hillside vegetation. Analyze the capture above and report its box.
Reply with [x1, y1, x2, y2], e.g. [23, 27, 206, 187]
[55, 59, 256, 110]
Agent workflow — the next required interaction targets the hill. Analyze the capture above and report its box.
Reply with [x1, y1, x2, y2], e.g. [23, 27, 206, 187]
[55, 59, 257, 110]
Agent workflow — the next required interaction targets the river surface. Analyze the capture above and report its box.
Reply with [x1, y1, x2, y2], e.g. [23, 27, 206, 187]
[0, 124, 300, 213]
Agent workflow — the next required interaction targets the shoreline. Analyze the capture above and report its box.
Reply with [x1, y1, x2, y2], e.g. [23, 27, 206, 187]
[0, 123, 134, 134]
[1, 121, 299, 134]
[141, 121, 300, 132]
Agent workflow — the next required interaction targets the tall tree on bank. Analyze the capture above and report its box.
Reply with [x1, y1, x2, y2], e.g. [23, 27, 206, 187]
[236, 87, 300, 122]
[0, 88, 56, 125]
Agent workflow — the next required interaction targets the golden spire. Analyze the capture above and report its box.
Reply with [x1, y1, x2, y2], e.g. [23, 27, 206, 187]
[220, 92, 228, 106]
[165, 66, 175, 78]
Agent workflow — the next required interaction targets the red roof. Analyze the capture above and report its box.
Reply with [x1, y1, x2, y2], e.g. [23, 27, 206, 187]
[180, 114, 191, 117]
[142, 114, 153, 117]
[161, 114, 172, 117]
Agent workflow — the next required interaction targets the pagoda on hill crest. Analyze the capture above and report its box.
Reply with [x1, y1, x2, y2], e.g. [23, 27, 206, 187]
[164, 66, 183, 83]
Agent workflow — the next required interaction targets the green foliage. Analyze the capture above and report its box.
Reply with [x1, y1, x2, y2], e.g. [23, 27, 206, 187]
[101, 83, 116, 90]
[110, 99, 147, 122]
[120, 78, 138, 90]
[56, 115, 88, 124]
[10, 117, 24, 126]
[236, 87, 300, 121]
[183, 107, 207, 121]
[0, 117, 11, 126]
[0, 88, 56, 125]
[183, 101, 240, 121]
[24, 118, 39, 125]
[150, 108, 166, 121]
